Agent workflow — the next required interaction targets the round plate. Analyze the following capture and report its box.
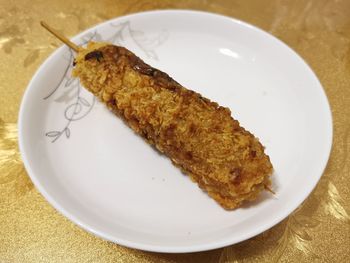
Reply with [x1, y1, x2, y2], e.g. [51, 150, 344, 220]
[18, 10, 332, 253]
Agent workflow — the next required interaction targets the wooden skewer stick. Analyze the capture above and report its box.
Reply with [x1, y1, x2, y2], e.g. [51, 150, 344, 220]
[40, 21, 79, 52]
[265, 185, 276, 195]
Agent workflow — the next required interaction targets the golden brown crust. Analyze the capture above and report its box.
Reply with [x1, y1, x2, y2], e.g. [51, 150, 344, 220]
[72, 42, 273, 209]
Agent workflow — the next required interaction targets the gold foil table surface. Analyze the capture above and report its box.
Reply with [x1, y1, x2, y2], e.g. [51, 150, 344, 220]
[0, 0, 349, 262]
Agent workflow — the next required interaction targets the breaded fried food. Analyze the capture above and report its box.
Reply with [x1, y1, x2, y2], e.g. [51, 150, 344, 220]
[72, 42, 273, 209]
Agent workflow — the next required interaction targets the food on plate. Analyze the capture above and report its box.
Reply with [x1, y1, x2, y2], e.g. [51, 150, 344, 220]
[41, 22, 273, 209]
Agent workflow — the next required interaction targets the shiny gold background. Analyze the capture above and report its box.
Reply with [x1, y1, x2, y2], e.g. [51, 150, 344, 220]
[1, 0, 349, 262]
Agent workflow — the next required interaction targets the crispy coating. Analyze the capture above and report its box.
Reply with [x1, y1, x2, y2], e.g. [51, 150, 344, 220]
[72, 42, 273, 209]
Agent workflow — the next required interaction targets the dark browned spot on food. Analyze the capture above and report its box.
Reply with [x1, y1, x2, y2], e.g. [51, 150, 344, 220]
[212, 124, 221, 132]
[250, 150, 257, 158]
[108, 99, 116, 106]
[72, 59, 77, 66]
[181, 90, 195, 103]
[165, 85, 179, 92]
[128, 116, 140, 130]
[153, 71, 170, 84]
[189, 123, 196, 134]
[133, 63, 155, 75]
[153, 70, 171, 79]
[198, 95, 210, 104]
[129, 55, 155, 76]
[85, 50, 104, 62]
[128, 54, 180, 91]
[230, 168, 242, 185]
[164, 124, 177, 140]
[185, 151, 193, 160]
[155, 78, 179, 92]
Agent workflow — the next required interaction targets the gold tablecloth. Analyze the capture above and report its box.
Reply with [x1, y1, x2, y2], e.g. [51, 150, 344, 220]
[1, 0, 349, 262]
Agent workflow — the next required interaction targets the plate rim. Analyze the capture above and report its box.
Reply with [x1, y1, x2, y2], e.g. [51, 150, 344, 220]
[18, 9, 333, 253]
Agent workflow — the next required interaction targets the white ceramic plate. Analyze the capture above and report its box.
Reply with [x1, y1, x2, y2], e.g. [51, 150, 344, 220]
[18, 10, 332, 253]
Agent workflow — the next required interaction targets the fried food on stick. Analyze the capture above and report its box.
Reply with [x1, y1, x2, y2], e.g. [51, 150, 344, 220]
[42, 22, 273, 209]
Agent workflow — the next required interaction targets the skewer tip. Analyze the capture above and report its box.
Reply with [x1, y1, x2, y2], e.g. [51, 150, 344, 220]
[40, 21, 80, 52]
[265, 185, 276, 195]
